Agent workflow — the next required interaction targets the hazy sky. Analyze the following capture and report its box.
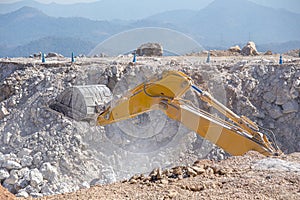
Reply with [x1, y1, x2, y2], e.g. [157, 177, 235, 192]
[0, 0, 299, 13]
[0, 0, 99, 4]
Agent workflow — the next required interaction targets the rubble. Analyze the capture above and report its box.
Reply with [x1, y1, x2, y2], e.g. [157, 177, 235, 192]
[228, 45, 241, 53]
[2, 160, 22, 170]
[284, 49, 300, 57]
[126, 159, 232, 185]
[253, 158, 300, 172]
[241, 41, 259, 56]
[0, 169, 10, 180]
[46, 52, 64, 58]
[0, 55, 299, 197]
[264, 50, 272, 55]
[136, 43, 163, 56]
[282, 100, 299, 113]
[39, 162, 58, 183]
[0, 106, 9, 120]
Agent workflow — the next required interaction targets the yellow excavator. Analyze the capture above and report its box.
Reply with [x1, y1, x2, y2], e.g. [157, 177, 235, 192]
[50, 71, 281, 156]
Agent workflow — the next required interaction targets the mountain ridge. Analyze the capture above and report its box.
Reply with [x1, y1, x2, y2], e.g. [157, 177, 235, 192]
[0, 0, 212, 20]
[0, 1, 299, 57]
[146, 0, 300, 46]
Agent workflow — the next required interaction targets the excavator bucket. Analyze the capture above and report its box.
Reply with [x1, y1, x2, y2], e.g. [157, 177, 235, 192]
[49, 85, 112, 121]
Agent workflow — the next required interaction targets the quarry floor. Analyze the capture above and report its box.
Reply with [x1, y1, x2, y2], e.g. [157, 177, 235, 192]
[1, 151, 298, 200]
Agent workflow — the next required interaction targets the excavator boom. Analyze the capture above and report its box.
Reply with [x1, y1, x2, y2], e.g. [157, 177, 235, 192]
[97, 71, 281, 156]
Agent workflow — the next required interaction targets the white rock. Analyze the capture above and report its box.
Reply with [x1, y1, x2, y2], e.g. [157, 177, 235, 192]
[15, 190, 29, 198]
[56, 182, 75, 194]
[17, 148, 32, 158]
[0, 168, 10, 180]
[4, 153, 18, 161]
[79, 181, 90, 189]
[290, 87, 299, 99]
[90, 178, 103, 186]
[33, 152, 42, 166]
[4, 170, 19, 185]
[268, 106, 283, 119]
[253, 158, 300, 172]
[293, 79, 300, 88]
[0, 106, 9, 119]
[2, 132, 12, 144]
[20, 155, 33, 167]
[2, 160, 22, 170]
[263, 91, 276, 103]
[275, 89, 290, 105]
[282, 100, 299, 114]
[0, 154, 4, 166]
[30, 192, 43, 198]
[2, 182, 16, 194]
[40, 162, 58, 182]
[41, 184, 55, 195]
[256, 65, 268, 77]
[111, 65, 119, 75]
[241, 41, 259, 56]
[14, 178, 30, 191]
[24, 185, 39, 194]
[228, 45, 241, 53]
[29, 168, 44, 187]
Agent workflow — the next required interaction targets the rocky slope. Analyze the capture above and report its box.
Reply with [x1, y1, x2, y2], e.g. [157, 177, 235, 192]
[0, 55, 299, 198]
[15, 151, 300, 200]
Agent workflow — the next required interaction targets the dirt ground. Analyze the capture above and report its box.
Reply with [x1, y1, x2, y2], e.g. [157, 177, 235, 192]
[1, 151, 296, 200]
[0, 186, 15, 200]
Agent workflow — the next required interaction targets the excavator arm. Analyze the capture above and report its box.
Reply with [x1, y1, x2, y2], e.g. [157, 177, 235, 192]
[97, 71, 281, 156]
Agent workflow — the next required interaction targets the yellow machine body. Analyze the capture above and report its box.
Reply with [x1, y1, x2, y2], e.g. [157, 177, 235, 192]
[97, 71, 281, 156]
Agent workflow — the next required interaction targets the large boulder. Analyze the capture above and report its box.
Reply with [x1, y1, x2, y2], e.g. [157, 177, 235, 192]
[228, 45, 241, 53]
[29, 169, 43, 188]
[241, 41, 259, 56]
[264, 50, 272, 55]
[136, 43, 163, 56]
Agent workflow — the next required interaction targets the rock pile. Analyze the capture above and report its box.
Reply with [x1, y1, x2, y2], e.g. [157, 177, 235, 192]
[241, 41, 259, 56]
[228, 45, 241, 53]
[264, 50, 272, 55]
[0, 61, 120, 196]
[127, 159, 229, 187]
[284, 49, 300, 57]
[0, 55, 299, 197]
[0, 106, 9, 120]
[253, 157, 300, 172]
[0, 57, 224, 197]
[29, 52, 64, 59]
[0, 151, 60, 197]
[224, 62, 300, 152]
[136, 43, 163, 56]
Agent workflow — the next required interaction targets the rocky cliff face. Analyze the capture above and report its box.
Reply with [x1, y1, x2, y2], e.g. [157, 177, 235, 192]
[224, 62, 300, 152]
[0, 55, 299, 197]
